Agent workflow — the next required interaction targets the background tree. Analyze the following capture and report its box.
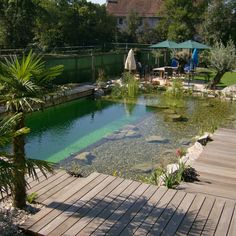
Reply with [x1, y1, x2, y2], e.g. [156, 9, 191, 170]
[0, 52, 63, 208]
[156, 0, 208, 42]
[208, 40, 236, 89]
[0, 0, 37, 48]
[119, 11, 140, 43]
[201, 0, 236, 46]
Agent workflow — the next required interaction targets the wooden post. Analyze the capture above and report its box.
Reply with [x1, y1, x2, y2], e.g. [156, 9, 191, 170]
[91, 51, 95, 82]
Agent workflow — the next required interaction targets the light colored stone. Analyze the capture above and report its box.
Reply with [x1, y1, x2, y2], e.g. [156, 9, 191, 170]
[145, 135, 169, 143]
[74, 152, 96, 165]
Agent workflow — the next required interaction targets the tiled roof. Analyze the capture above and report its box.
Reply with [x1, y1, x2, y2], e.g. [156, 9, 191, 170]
[106, 0, 163, 17]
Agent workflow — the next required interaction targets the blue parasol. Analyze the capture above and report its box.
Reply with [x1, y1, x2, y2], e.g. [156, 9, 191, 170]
[192, 48, 198, 67]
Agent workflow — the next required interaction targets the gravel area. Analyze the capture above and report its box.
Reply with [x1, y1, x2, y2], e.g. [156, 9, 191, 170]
[0, 197, 43, 236]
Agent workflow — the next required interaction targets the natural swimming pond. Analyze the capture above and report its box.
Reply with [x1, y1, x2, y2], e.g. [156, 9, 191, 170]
[25, 94, 236, 179]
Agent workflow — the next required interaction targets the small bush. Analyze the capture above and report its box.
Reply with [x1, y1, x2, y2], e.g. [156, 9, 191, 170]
[27, 192, 38, 204]
[66, 162, 83, 178]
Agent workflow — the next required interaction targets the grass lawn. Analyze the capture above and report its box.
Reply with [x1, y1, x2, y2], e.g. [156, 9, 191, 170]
[194, 69, 236, 88]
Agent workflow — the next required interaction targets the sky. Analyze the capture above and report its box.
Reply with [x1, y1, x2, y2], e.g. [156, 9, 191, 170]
[87, 0, 106, 4]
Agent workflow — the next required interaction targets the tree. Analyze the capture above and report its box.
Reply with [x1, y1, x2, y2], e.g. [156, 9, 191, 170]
[201, 0, 236, 46]
[119, 11, 140, 43]
[0, 51, 63, 208]
[156, 0, 208, 42]
[34, 0, 116, 48]
[0, 0, 37, 48]
[208, 40, 236, 89]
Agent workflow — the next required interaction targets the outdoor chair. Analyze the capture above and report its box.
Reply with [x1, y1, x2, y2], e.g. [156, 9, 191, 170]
[164, 67, 173, 79]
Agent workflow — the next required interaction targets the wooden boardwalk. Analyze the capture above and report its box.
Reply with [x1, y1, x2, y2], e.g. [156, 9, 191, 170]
[13, 127, 236, 235]
[178, 128, 236, 201]
[20, 171, 236, 236]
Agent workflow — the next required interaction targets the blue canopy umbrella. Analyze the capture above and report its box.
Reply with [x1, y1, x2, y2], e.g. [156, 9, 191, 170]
[192, 48, 198, 67]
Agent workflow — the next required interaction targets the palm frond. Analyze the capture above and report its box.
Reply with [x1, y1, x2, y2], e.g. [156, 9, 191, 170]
[0, 158, 15, 197]
[25, 159, 54, 181]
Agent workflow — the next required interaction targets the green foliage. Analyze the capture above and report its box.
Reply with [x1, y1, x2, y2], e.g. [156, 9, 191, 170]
[110, 73, 139, 99]
[209, 40, 236, 73]
[0, 0, 116, 48]
[0, 51, 62, 208]
[96, 69, 108, 88]
[27, 192, 38, 204]
[66, 162, 82, 178]
[110, 83, 127, 99]
[0, 0, 37, 47]
[156, 0, 208, 42]
[208, 40, 236, 88]
[201, 0, 236, 46]
[165, 79, 184, 98]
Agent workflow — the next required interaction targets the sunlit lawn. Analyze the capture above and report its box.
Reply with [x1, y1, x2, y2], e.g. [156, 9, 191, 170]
[194, 70, 236, 88]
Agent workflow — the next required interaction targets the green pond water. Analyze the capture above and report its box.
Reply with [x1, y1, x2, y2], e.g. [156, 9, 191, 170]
[25, 94, 236, 179]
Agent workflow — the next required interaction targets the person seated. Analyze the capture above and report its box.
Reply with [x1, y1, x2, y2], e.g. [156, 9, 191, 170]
[171, 57, 179, 67]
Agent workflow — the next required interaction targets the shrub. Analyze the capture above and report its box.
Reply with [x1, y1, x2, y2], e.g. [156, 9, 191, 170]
[27, 192, 38, 204]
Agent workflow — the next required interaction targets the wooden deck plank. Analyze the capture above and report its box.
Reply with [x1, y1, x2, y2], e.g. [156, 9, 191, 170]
[119, 187, 168, 236]
[30, 174, 109, 234]
[188, 196, 215, 236]
[30, 173, 72, 198]
[178, 182, 236, 201]
[161, 193, 195, 236]
[37, 176, 76, 202]
[80, 180, 139, 235]
[21, 172, 100, 230]
[214, 201, 235, 236]
[72, 178, 134, 236]
[134, 189, 177, 236]
[175, 194, 205, 236]
[27, 170, 67, 194]
[105, 185, 157, 236]
[92, 182, 150, 235]
[201, 198, 225, 236]
[228, 205, 236, 236]
[197, 157, 236, 170]
[48, 176, 122, 236]
[192, 163, 236, 179]
[147, 191, 186, 235]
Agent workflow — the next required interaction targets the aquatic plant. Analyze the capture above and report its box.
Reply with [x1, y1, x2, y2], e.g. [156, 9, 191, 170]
[165, 79, 184, 98]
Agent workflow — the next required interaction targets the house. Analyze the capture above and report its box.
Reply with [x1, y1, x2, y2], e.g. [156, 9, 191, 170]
[106, 0, 163, 30]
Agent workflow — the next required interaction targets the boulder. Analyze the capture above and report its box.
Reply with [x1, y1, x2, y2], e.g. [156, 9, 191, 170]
[146, 104, 170, 109]
[132, 162, 159, 173]
[74, 152, 96, 165]
[145, 135, 169, 143]
[125, 130, 141, 138]
[165, 114, 187, 122]
[197, 133, 213, 146]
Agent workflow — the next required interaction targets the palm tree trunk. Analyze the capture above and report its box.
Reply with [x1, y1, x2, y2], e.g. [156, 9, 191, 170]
[12, 114, 27, 209]
[208, 71, 225, 89]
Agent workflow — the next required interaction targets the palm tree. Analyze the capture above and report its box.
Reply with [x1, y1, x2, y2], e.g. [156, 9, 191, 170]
[0, 51, 64, 208]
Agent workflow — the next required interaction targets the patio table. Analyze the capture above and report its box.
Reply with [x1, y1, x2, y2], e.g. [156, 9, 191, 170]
[152, 66, 178, 78]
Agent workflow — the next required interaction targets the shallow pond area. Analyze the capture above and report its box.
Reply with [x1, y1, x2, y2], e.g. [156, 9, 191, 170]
[25, 93, 236, 179]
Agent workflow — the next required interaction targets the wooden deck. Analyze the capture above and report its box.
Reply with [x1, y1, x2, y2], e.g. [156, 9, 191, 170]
[178, 128, 236, 201]
[20, 171, 236, 236]
[13, 127, 236, 235]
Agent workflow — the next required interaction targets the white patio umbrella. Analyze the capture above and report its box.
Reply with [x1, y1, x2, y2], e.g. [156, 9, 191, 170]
[125, 49, 136, 71]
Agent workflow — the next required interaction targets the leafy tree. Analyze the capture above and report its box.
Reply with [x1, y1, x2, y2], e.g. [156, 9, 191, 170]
[201, 0, 236, 46]
[119, 11, 140, 43]
[156, 0, 208, 42]
[208, 40, 236, 89]
[34, 0, 116, 48]
[0, 51, 63, 208]
[0, 0, 37, 48]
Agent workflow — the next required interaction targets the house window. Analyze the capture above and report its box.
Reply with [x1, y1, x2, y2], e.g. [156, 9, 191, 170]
[118, 18, 123, 25]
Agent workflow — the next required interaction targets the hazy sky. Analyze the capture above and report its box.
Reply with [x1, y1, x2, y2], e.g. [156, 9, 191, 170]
[87, 0, 106, 4]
